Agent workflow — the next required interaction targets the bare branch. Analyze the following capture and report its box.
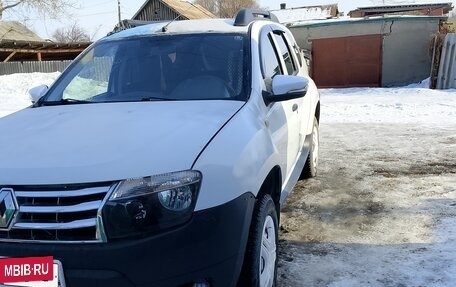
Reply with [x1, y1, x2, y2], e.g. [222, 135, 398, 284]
[1, 0, 26, 11]
[0, 0, 75, 20]
[194, 0, 217, 15]
[194, 0, 259, 18]
[52, 21, 91, 43]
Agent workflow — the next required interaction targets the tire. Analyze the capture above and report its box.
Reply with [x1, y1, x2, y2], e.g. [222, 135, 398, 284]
[239, 194, 278, 287]
[300, 116, 319, 179]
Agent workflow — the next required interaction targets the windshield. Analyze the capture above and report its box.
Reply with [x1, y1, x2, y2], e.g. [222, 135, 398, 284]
[45, 33, 249, 103]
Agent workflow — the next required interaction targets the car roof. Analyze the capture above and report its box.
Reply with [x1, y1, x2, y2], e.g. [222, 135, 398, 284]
[103, 19, 253, 42]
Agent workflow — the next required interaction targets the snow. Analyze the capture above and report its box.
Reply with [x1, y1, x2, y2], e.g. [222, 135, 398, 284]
[0, 72, 60, 118]
[321, 83, 456, 128]
[1, 73, 456, 286]
[279, 120, 456, 286]
[271, 7, 334, 23]
[404, 77, 430, 88]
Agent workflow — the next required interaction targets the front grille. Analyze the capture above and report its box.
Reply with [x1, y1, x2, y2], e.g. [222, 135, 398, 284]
[0, 183, 115, 243]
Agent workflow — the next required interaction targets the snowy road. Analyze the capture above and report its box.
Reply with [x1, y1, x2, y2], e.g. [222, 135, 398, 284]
[278, 87, 456, 286]
[1, 74, 455, 286]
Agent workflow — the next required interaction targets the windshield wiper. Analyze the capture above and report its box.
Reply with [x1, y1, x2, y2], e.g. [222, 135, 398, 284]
[40, 98, 93, 106]
[140, 97, 176, 101]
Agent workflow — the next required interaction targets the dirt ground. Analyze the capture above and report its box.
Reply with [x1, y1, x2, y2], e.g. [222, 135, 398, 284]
[277, 123, 456, 287]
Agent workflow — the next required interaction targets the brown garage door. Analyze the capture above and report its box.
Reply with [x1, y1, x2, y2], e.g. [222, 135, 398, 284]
[312, 35, 383, 88]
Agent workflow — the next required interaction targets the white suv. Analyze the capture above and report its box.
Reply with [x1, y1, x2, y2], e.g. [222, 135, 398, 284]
[0, 9, 320, 287]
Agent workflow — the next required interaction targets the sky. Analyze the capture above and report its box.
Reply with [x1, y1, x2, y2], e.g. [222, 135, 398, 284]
[2, 0, 455, 41]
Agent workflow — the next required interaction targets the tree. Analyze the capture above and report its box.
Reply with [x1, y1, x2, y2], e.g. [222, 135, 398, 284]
[195, 0, 259, 18]
[52, 22, 91, 43]
[0, 0, 74, 20]
[194, 0, 217, 15]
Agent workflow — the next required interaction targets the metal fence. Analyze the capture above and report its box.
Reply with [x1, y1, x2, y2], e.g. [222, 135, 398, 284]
[437, 33, 456, 89]
[0, 61, 72, 76]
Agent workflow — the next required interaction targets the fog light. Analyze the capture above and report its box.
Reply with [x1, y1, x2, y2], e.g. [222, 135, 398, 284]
[158, 186, 192, 211]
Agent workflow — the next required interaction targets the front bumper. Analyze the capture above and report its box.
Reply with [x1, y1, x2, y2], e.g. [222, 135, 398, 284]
[0, 193, 255, 287]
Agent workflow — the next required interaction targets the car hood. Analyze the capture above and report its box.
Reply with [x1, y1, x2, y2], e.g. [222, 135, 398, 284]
[0, 101, 243, 185]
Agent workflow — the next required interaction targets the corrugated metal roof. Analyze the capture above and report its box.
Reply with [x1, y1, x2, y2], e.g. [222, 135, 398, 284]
[0, 39, 90, 50]
[133, 0, 215, 20]
[355, 2, 452, 11]
[349, 2, 453, 16]
[0, 39, 91, 62]
[0, 21, 42, 42]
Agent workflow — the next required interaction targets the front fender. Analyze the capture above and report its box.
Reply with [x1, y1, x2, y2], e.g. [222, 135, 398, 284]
[192, 102, 283, 211]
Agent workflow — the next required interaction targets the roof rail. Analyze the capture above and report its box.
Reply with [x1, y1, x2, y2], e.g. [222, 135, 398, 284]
[234, 9, 279, 26]
[109, 19, 167, 35]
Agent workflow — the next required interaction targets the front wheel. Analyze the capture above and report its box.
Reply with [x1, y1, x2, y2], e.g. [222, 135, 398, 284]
[239, 194, 278, 287]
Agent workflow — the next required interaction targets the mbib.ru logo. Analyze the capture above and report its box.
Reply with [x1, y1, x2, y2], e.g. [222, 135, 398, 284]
[0, 256, 53, 283]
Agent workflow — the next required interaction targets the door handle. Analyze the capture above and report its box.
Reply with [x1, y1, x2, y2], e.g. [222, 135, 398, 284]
[292, 104, 298, 112]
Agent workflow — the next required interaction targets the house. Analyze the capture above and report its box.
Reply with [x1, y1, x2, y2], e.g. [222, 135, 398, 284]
[0, 21, 90, 63]
[289, 16, 446, 87]
[275, 2, 454, 87]
[132, 0, 215, 22]
[270, 3, 339, 24]
[349, 3, 453, 18]
[111, 0, 216, 34]
[0, 21, 42, 42]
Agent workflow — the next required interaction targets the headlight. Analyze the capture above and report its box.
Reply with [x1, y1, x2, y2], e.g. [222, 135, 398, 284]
[158, 187, 193, 211]
[102, 170, 201, 240]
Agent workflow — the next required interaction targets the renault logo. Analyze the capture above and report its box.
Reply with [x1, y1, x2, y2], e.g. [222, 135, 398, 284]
[0, 188, 18, 230]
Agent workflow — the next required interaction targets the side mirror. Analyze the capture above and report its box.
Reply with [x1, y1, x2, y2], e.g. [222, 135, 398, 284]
[28, 85, 49, 104]
[263, 75, 309, 105]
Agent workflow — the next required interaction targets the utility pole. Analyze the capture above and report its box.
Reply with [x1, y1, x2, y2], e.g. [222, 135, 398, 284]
[117, 0, 121, 24]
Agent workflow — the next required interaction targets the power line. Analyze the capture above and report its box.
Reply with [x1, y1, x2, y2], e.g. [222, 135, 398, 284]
[84, 0, 114, 9]
[78, 11, 117, 17]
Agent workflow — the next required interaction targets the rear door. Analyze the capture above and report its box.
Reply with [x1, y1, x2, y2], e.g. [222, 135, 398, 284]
[283, 30, 312, 145]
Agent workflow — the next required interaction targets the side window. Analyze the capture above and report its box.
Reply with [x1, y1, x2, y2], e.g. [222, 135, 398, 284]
[260, 33, 282, 82]
[273, 33, 297, 75]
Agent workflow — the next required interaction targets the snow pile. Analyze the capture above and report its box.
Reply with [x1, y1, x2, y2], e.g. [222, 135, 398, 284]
[405, 77, 430, 88]
[0, 72, 60, 118]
